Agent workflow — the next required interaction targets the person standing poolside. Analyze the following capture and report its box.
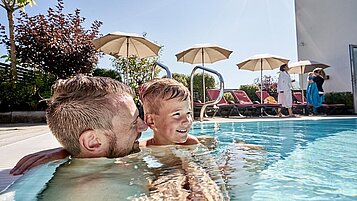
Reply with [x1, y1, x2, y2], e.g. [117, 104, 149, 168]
[306, 71, 320, 114]
[310, 68, 326, 114]
[277, 64, 294, 117]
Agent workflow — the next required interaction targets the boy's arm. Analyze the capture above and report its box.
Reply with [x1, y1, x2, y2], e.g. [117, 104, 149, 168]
[196, 135, 217, 149]
[181, 156, 227, 200]
[184, 135, 200, 145]
[10, 147, 70, 175]
[139, 139, 149, 147]
[234, 140, 263, 150]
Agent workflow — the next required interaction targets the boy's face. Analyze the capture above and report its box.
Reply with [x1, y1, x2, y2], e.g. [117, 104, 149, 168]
[148, 98, 192, 145]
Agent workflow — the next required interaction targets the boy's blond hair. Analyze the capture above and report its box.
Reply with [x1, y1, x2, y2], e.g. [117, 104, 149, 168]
[47, 75, 133, 156]
[140, 78, 190, 114]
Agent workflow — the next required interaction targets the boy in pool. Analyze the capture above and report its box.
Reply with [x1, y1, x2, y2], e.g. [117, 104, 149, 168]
[138, 78, 261, 178]
[138, 78, 229, 200]
[139, 78, 200, 147]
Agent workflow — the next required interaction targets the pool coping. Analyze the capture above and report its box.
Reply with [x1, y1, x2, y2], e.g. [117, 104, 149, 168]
[194, 115, 357, 123]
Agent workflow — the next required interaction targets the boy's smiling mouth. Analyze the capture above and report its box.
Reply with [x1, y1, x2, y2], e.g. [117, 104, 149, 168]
[176, 129, 188, 133]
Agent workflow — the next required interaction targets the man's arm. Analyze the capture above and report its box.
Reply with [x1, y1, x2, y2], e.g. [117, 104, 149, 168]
[10, 147, 70, 175]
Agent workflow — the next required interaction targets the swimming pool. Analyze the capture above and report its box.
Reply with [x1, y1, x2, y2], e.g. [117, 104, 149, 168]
[189, 117, 357, 201]
[1, 117, 357, 200]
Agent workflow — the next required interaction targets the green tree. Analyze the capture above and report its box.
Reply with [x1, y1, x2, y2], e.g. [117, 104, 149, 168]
[93, 68, 122, 81]
[190, 73, 215, 102]
[164, 73, 217, 102]
[171, 73, 189, 87]
[0, 68, 56, 111]
[14, 0, 102, 79]
[239, 84, 260, 102]
[224, 92, 234, 103]
[112, 55, 159, 98]
[0, 0, 35, 81]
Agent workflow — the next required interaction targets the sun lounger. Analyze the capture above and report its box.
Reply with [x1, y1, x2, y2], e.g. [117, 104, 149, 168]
[285, 91, 311, 115]
[292, 91, 345, 115]
[229, 90, 281, 116]
[206, 88, 240, 117]
[229, 90, 257, 111]
[292, 91, 313, 111]
[255, 90, 307, 116]
[228, 90, 265, 116]
[193, 101, 218, 118]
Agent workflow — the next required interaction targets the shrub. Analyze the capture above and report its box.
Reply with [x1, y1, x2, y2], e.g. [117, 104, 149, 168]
[325, 92, 353, 109]
[0, 69, 55, 111]
[93, 68, 122, 81]
[190, 73, 215, 102]
[15, 0, 102, 79]
[224, 92, 234, 103]
[239, 84, 260, 102]
[171, 73, 189, 88]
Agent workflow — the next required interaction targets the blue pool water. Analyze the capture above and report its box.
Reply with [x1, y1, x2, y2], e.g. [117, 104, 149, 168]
[2, 117, 357, 200]
[186, 118, 357, 201]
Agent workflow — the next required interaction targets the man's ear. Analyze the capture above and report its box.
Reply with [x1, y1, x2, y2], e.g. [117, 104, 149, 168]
[145, 114, 156, 130]
[79, 130, 103, 153]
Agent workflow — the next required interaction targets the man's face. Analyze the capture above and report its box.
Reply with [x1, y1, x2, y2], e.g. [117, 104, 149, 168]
[151, 98, 192, 145]
[105, 94, 148, 158]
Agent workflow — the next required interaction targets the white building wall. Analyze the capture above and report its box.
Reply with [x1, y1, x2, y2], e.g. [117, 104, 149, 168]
[295, 0, 357, 92]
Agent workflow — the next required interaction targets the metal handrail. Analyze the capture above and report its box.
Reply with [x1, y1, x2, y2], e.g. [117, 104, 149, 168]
[151, 62, 172, 79]
[190, 65, 224, 122]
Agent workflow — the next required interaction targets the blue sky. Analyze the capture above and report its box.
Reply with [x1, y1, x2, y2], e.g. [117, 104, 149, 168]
[0, 0, 298, 88]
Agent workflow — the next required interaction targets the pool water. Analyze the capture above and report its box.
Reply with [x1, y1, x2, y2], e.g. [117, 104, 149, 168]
[187, 118, 357, 201]
[1, 117, 357, 200]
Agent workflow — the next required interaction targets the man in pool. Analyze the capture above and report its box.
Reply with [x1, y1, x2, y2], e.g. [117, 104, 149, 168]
[11, 74, 148, 174]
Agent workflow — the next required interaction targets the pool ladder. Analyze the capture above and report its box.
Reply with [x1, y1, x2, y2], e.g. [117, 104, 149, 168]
[151, 62, 172, 79]
[190, 65, 225, 122]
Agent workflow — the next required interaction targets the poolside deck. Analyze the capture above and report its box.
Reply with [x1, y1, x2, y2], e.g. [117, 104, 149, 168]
[1, 115, 356, 192]
[0, 123, 60, 192]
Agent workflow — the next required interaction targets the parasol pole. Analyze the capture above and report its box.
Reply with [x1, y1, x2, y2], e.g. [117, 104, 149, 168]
[202, 48, 206, 103]
[260, 59, 264, 116]
[301, 66, 304, 103]
[260, 59, 263, 104]
[126, 36, 129, 85]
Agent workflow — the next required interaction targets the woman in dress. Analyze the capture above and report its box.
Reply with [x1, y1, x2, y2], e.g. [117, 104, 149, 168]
[307, 68, 326, 114]
[306, 71, 319, 114]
